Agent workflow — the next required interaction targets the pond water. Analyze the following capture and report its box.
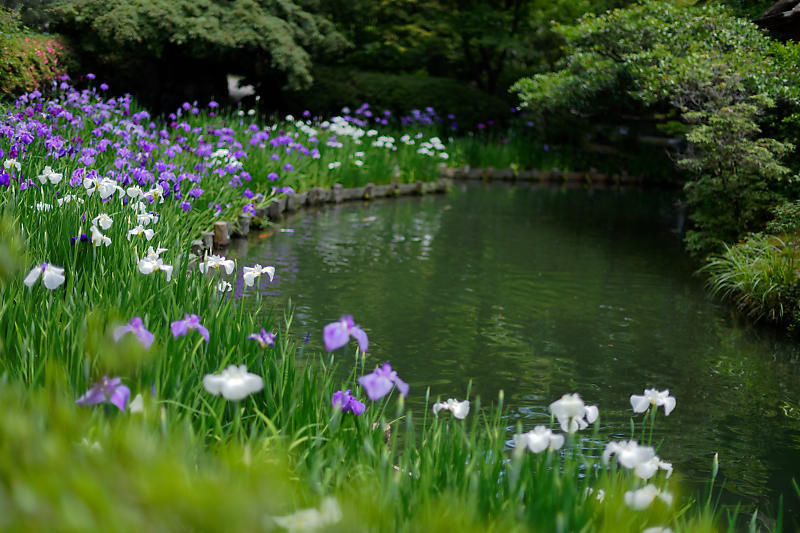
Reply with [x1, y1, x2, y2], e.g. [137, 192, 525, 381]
[230, 182, 800, 520]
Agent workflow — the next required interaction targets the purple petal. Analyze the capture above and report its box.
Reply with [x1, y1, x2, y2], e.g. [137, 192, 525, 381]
[196, 324, 210, 342]
[135, 328, 154, 349]
[349, 326, 369, 353]
[113, 324, 133, 343]
[75, 384, 106, 406]
[171, 320, 188, 338]
[332, 390, 346, 409]
[391, 375, 409, 397]
[109, 384, 130, 411]
[349, 398, 366, 416]
[358, 373, 393, 401]
[323, 322, 349, 351]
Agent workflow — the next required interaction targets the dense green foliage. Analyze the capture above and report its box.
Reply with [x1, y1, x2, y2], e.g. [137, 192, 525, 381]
[39, 0, 345, 110]
[321, 0, 634, 94]
[513, 1, 800, 256]
[280, 67, 510, 130]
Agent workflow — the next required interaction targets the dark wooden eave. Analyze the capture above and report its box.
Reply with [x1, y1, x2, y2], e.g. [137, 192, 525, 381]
[756, 0, 800, 41]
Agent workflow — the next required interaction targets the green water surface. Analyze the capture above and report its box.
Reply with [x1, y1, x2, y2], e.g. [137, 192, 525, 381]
[232, 183, 800, 521]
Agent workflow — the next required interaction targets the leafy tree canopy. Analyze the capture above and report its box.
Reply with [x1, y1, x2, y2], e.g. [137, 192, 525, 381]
[512, 1, 800, 255]
[50, 0, 347, 90]
[320, 0, 634, 95]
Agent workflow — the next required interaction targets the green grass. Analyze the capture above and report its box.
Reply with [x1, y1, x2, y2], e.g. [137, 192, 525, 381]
[702, 233, 800, 326]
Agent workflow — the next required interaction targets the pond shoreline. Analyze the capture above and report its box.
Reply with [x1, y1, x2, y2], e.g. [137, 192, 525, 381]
[205, 164, 684, 254]
[442, 164, 683, 187]
[201, 177, 452, 253]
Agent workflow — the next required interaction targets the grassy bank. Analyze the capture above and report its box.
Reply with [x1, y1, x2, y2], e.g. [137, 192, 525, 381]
[703, 202, 800, 331]
[0, 79, 791, 531]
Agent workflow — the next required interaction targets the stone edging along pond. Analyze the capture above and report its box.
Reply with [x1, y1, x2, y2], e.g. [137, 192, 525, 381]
[199, 164, 680, 253]
[196, 178, 452, 253]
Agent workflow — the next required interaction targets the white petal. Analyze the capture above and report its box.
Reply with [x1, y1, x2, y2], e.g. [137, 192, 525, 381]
[129, 393, 144, 413]
[243, 272, 255, 287]
[624, 484, 658, 510]
[203, 374, 225, 395]
[657, 490, 673, 506]
[526, 433, 549, 454]
[264, 266, 275, 282]
[660, 460, 673, 478]
[549, 433, 565, 451]
[42, 266, 65, 290]
[634, 458, 659, 480]
[23, 266, 42, 287]
[451, 400, 469, 419]
[663, 396, 676, 416]
[584, 405, 599, 424]
[630, 394, 650, 413]
[138, 259, 156, 275]
[160, 264, 173, 282]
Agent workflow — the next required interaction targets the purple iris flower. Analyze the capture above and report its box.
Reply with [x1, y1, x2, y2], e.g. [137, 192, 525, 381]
[332, 389, 365, 416]
[170, 314, 210, 342]
[113, 317, 154, 348]
[248, 328, 275, 348]
[70, 233, 89, 246]
[323, 315, 368, 353]
[75, 376, 131, 411]
[358, 363, 409, 401]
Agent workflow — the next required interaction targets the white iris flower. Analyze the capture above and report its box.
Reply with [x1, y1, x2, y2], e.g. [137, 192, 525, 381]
[92, 213, 113, 230]
[432, 398, 470, 419]
[137, 246, 172, 281]
[37, 165, 62, 184]
[24, 262, 65, 290]
[513, 426, 565, 454]
[630, 388, 676, 416]
[548, 393, 599, 433]
[128, 225, 154, 241]
[203, 364, 264, 401]
[90, 225, 111, 247]
[242, 264, 275, 287]
[199, 254, 235, 275]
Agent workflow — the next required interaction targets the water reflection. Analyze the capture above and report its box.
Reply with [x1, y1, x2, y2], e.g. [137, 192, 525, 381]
[230, 182, 800, 522]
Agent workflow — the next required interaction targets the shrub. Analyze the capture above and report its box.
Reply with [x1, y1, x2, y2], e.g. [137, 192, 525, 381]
[703, 233, 800, 325]
[766, 199, 800, 235]
[0, 8, 69, 96]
